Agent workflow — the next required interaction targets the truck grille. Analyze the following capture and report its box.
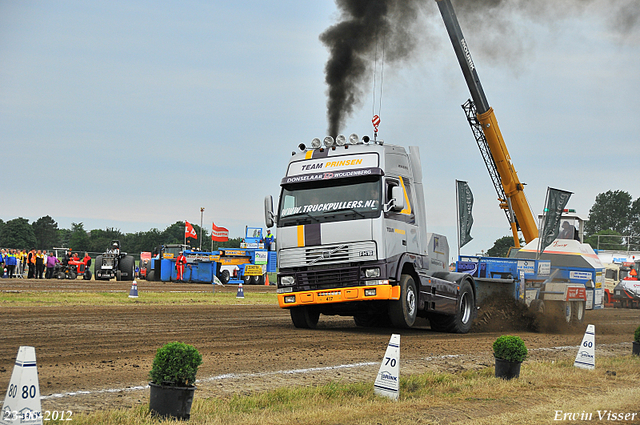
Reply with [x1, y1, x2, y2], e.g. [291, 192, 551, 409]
[279, 242, 377, 268]
[297, 267, 360, 289]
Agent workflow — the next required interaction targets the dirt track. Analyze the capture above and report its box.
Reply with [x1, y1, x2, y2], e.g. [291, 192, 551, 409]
[1, 279, 638, 414]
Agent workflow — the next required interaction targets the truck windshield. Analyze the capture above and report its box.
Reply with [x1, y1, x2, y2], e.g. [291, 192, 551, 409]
[278, 177, 381, 226]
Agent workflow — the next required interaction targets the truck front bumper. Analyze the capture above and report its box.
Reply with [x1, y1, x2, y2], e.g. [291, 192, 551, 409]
[277, 284, 399, 308]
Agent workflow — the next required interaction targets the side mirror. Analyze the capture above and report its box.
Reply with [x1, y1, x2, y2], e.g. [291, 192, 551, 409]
[391, 185, 405, 211]
[264, 195, 276, 228]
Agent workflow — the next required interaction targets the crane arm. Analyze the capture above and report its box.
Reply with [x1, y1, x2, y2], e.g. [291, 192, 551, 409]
[435, 0, 538, 245]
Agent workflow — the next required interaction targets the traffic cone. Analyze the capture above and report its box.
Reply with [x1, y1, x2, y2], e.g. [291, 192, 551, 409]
[129, 280, 139, 298]
[265, 274, 269, 286]
[236, 282, 245, 299]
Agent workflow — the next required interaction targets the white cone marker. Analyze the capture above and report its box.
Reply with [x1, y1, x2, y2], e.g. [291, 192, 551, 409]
[1, 346, 43, 425]
[574, 324, 596, 370]
[374, 334, 400, 400]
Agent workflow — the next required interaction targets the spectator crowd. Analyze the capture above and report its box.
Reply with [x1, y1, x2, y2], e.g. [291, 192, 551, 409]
[1, 249, 90, 279]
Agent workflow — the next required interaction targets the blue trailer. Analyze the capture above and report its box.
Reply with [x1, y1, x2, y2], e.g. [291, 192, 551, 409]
[458, 238, 604, 324]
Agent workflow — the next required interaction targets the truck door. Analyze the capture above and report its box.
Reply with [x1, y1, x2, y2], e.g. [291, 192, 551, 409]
[384, 176, 418, 258]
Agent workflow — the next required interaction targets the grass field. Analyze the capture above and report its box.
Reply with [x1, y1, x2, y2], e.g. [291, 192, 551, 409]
[0, 291, 276, 306]
[44, 356, 640, 424]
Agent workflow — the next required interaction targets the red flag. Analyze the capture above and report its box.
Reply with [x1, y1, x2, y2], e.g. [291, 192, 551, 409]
[185, 221, 198, 239]
[211, 222, 229, 242]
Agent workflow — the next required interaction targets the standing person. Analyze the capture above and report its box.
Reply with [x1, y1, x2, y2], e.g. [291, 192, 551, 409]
[27, 249, 36, 278]
[46, 252, 59, 279]
[35, 250, 45, 279]
[0, 249, 5, 277]
[5, 249, 18, 278]
[175, 251, 187, 282]
[17, 249, 26, 278]
[264, 229, 275, 251]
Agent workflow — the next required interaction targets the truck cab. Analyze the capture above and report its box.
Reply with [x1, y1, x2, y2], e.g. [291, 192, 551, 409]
[265, 134, 476, 332]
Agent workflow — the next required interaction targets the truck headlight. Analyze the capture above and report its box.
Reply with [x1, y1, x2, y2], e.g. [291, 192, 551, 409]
[280, 276, 295, 286]
[336, 134, 346, 146]
[284, 295, 296, 304]
[311, 138, 321, 149]
[324, 136, 335, 147]
[364, 288, 376, 296]
[365, 268, 380, 278]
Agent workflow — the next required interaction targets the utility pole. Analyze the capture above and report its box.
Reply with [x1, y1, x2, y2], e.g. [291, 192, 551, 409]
[200, 207, 204, 251]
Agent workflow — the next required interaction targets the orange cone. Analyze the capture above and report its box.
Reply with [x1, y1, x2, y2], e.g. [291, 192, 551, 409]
[265, 274, 269, 286]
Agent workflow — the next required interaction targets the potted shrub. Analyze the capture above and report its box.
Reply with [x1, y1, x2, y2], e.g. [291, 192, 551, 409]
[633, 325, 640, 356]
[493, 335, 528, 380]
[149, 342, 202, 420]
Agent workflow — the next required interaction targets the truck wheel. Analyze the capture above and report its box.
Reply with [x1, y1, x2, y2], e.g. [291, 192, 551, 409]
[551, 301, 572, 323]
[68, 270, 77, 280]
[243, 275, 251, 285]
[147, 270, 155, 281]
[388, 274, 417, 328]
[429, 280, 476, 333]
[250, 275, 260, 285]
[84, 270, 92, 280]
[94, 255, 103, 276]
[119, 256, 135, 281]
[530, 299, 545, 314]
[571, 301, 585, 323]
[116, 270, 122, 281]
[290, 306, 320, 329]
[220, 270, 230, 284]
[56, 271, 66, 279]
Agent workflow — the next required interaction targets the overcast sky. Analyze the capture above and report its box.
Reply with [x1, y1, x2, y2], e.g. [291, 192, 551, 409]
[1, 0, 638, 258]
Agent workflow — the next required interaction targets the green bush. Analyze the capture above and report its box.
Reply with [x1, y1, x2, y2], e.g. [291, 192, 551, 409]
[149, 342, 202, 387]
[634, 325, 640, 343]
[493, 335, 528, 362]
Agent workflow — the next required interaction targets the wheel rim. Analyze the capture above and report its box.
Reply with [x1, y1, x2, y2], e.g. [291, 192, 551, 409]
[406, 286, 416, 318]
[460, 292, 471, 324]
[564, 302, 572, 323]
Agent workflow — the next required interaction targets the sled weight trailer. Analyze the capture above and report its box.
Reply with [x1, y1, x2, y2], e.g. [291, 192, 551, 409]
[265, 135, 477, 332]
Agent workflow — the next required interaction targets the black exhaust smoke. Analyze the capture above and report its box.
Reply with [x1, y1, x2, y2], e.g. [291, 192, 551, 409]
[320, 0, 422, 138]
[320, 0, 638, 138]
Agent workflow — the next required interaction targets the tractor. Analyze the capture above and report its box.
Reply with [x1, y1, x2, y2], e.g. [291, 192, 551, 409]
[94, 240, 135, 281]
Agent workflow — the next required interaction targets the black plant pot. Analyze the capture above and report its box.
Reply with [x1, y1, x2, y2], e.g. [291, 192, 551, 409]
[494, 357, 522, 380]
[149, 382, 196, 420]
[633, 341, 640, 356]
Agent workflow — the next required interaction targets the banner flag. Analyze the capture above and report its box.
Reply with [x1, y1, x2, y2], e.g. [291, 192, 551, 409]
[456, 180, 474, 248]
[539, 187, 572, 253]
[185, 221, 198, 239]
[211, 222, 229, 242]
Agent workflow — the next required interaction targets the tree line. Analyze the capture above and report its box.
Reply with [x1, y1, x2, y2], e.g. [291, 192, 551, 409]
[0, 217, 242, 255]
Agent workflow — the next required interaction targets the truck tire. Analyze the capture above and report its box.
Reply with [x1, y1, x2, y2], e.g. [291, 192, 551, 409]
[550, 301, 572, 323]
[116, 270, 122, 281]
[530, 299, 545, 314]
[250, 275, 260, 285]
[243, 274, 252, 285]
[119, 256, 135, 281]
[68, 270, 77, 280]
[571, 301, 585, 323]
[147, 270, 155, 282]
[94, 255, 103, 277]
[290, 306, 320, 329]
[220, 269, 230, 284]
[84, 269, 92, 280]
[388, 274, 417, 328]
[428, 280, 476, 333]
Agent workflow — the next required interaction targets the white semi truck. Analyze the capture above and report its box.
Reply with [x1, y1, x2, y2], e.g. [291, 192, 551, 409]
[264, 135, 476, 332]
